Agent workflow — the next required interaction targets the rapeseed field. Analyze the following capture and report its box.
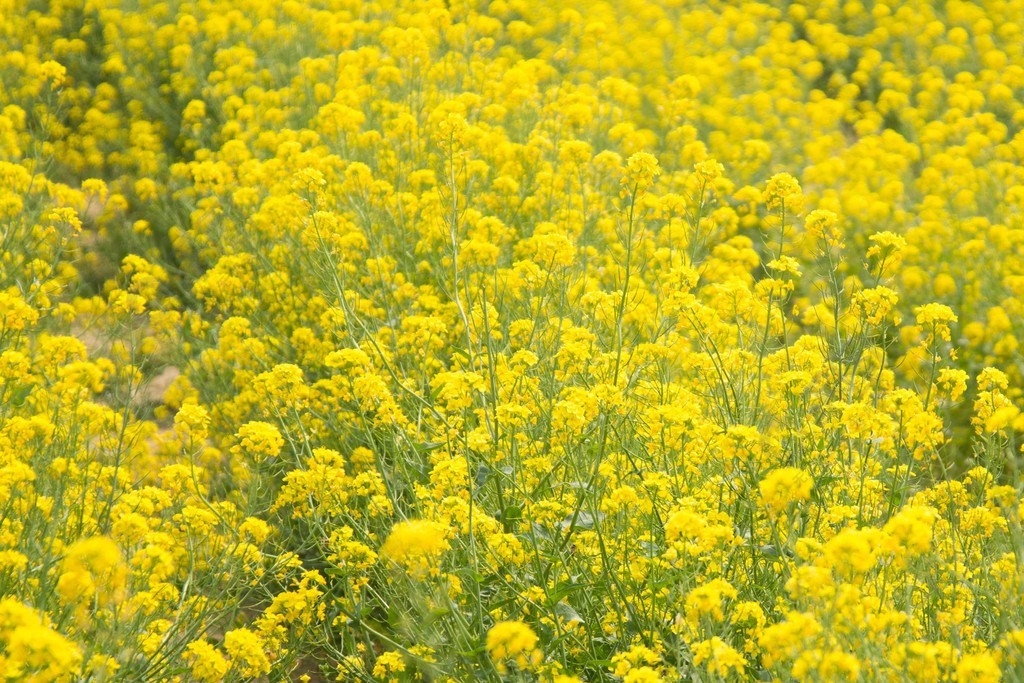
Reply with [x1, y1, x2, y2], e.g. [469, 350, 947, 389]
[2, 0, 1024, 680]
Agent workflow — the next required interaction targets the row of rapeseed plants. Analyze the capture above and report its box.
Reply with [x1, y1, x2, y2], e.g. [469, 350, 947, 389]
[2, 0, 1024, 681]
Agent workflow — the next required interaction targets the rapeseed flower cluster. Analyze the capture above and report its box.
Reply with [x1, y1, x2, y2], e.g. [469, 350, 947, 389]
[3, 0, 1024, 680]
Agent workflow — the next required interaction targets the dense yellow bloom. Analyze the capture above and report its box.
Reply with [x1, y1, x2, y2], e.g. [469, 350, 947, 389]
[373, 650, 406, 681]
[174, 401, 210, 442]
[955, 651, 1001, 683]
[759, 467, 813, 513]
[684, 578, 738, 628]
[694, 158, 724, 183]
[0, 599, 82, 682]
[883, 505, 938, 561]
[233, 420, 285, 461]
[822, 528, 882, 576]
[4, 0, 1024, 680]
[692, 637, 747, 677]
[56, 536, 126, 608]
[804, 209, 842, 246]
[0, 290, 39, 332]
[612, 644, 662, 678]
[763, 173, 803, 212]
[852, 286, 902, 326]
[36, 60, 67, 87]
[185, 640, 230, 683]
[622, 152, 661, 195]
[223, 628, 270, 678]
[623, 667, 662, 683]
[936, 368, 969, 402]
[380, 520, 450, 575]
[486, 620, 542, 673]
[915, 303, 958, 345]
